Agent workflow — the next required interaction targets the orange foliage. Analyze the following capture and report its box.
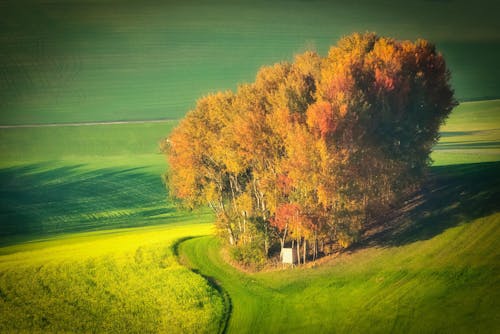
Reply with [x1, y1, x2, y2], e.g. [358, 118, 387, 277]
[271, 203, 301, 232]
[306, 101, 336, 138]
[276, 173, 293, 195]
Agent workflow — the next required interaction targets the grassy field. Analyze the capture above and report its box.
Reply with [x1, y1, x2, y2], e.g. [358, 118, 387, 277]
[0, 221, 225, 333]
[0, 121, 181, 245]
[0, 117, 233, 332]
[0, 121, 177, 168]
[1, 0, 499, 125]
[180, 212, 499, 333]
[0, 99, 498, 332]
[432, 99, 500, 165]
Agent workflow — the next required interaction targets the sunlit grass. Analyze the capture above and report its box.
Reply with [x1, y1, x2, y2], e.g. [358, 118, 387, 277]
[432, 99, 500, 165]
[181, 212, 499, 333]
[0, 121, 177, 169]
[0, 221, 224, 333]
[0, 118, 227, 332]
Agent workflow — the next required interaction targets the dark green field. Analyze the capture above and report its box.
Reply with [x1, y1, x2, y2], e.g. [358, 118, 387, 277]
[1, 0, 500, 124]
[0, 122, 178, 245]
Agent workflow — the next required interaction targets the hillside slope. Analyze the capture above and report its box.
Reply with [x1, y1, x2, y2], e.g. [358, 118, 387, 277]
[179, 166, 500, 333]
[0, 100, 498, 332]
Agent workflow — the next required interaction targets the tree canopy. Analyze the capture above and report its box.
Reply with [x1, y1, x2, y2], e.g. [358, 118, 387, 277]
[162, 33, 457, 266]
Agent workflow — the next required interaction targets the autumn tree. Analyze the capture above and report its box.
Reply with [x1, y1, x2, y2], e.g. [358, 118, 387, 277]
[162, 33, 456, 266]
[312, 33, 456, 245]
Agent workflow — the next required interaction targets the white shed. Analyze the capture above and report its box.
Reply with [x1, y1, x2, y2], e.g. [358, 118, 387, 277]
[282, 247, 298, 265]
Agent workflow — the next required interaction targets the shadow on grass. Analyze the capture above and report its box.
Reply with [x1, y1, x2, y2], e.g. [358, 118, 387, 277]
[0, 162, 180, 245]
[366, 161, 500, 247]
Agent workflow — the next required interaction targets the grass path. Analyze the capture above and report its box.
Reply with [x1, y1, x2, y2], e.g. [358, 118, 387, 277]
[178, 236, 280, 334]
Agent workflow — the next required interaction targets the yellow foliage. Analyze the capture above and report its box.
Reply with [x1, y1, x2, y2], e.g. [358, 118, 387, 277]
[236, 192, 253, 216]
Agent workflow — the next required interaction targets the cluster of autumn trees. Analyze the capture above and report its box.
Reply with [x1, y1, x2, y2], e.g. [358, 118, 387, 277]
[162, 33, 456, 266]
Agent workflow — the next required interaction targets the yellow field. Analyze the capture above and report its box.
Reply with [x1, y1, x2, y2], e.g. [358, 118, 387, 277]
[0, 220, 224, 333]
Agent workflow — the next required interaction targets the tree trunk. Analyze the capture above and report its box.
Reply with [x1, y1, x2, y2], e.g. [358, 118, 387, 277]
[303, 239, 307, 264]
[229, 176, 243, 241]
[261, 200, 269, 257]
[313, 238, 317, 261]
[243, 213, 246, 245]
[280, 225, 288, 261]
[296, 238, 301, 265]
[264, 224, 269, 256]
[227, 227, 235, 246]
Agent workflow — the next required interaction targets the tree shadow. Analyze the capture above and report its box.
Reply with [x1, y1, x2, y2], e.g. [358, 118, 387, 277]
[364, 161, 500, 247]
[0, 162, 181, 245]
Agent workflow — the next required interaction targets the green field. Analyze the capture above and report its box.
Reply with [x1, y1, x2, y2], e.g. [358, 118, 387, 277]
[432, 99, 500, 165]
[180, 213, 499, 333]
[1, 0, 499, 125]
[0, 121, 181, 245]
[0, 98, 499, 332]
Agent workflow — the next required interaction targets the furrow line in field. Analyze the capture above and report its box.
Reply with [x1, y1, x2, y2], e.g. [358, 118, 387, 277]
[0, 119, 177, 128]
